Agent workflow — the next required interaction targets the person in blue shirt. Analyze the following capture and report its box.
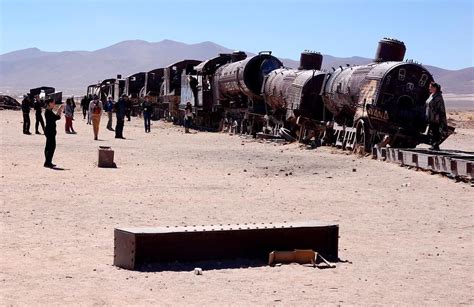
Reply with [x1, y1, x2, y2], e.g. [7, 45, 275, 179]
[105, 96, 115, 131]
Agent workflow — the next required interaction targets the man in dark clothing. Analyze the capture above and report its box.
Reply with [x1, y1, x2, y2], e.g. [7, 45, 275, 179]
[21, 96, 32, 134]
[142, 96, 153, 133]
[33, 96, 45, 134]
[80, 96, 88, 119]
[115, 95, 127, 139]
[44, 99, 64, 168]
[125, 96, 132, 121]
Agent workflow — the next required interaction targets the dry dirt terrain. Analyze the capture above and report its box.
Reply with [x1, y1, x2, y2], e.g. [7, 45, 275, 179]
[1, 110, 473, 305]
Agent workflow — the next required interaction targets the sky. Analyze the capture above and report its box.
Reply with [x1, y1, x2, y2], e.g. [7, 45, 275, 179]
[0, 0, 473, 70]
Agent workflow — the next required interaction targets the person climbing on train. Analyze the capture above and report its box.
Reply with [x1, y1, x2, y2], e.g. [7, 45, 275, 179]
[425, 81, 447, 151]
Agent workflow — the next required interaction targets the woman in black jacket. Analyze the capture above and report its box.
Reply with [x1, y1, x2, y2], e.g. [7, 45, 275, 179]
[44, 99, 64, 168]
[426, 82, 447, 151]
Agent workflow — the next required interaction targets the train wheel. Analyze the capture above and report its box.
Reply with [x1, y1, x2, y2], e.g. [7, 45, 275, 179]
[354, 119, 370, 154]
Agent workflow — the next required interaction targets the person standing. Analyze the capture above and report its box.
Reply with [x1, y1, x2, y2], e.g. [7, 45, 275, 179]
[87, 95, 93, 125]
[71, 96, 76, 119]
[105, 96, 115, 131]
[88, 96, 103, 140]
[21, 96, 32, 134]
[33, 96, 45, 134]
[80, 96, 88, 119]
[44, 99, 64, 168]
[184, 102, 193, 133]
[142, 96, 153, 133]
[64, 98, 76, 134]
[125, 96, 132, 121]
[426, 82, 447, 151]
[115, 94, 126, 139]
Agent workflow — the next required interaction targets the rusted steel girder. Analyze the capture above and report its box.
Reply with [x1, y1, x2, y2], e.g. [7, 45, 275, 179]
[114, 221, 339, 270]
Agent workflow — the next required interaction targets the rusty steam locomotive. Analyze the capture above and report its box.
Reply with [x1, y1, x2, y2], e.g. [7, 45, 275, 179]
[86, 38, 452, 150]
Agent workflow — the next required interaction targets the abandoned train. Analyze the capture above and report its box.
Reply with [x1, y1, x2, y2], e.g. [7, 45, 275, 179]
[86, 38, 452, 150]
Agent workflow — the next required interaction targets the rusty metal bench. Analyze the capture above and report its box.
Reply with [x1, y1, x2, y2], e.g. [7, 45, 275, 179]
[114, 221, 339, 270]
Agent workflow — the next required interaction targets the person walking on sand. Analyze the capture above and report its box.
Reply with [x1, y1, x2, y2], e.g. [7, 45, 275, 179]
[33, 95, 45, 134]
[115, 94, 126, 139]
[44, 98, 64, 168]
[21, 95, 33, 135]
[89, 95, 103, 140]
[64, 98, 76, 134]
[87, 95, 93, 125]
[184, 101, 193, 133]
[142, 96, 153, 133]
[80, 96, 88, 119]
[125, 95, 132, 122]
[105, 96, 114, 131]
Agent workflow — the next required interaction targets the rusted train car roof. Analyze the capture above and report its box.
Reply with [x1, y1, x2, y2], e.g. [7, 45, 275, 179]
[165, 59, 202, 70]
[195, 54, 232, 74]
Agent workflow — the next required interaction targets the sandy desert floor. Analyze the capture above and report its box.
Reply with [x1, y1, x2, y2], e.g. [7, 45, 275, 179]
[0, 110, 473, 305]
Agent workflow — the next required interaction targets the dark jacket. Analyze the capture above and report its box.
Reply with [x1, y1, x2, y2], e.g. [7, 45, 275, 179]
[142, 100, 152, 113]
[44, 109, 60, 136]
[115, 98, 126, 119]
[426, 92, 447, 125]
[21, 98, 32, 113]
[34, 99, 44, 115]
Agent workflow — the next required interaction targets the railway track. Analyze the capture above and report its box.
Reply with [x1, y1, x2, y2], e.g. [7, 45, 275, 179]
[372, 147, 473, 182]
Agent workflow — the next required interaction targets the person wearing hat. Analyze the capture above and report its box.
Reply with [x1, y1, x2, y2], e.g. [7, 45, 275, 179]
[88, 95, 103, 140]
[114, 94, 127, 139]
[44, 99, 64, 168]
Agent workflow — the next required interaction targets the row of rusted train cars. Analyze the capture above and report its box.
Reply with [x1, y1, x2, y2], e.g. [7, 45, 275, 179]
[86, 38, 452, 150]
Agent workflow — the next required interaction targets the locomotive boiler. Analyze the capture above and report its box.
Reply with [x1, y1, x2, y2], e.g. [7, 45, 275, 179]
[262, 51, 331, 131]
[322, 38, 448, 149]
[214, 51, 283, 113]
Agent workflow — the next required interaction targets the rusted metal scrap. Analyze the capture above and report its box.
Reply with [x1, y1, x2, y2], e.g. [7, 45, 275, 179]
[114, 221, 339, 270]
[0, 95, 21, 110]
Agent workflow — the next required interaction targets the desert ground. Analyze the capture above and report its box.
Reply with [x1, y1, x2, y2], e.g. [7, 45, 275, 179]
[0, 109, 473, 305]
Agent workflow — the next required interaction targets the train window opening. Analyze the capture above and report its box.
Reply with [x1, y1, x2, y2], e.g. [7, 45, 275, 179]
[398, 68, 406, 81]
[386, 76, 391, 85]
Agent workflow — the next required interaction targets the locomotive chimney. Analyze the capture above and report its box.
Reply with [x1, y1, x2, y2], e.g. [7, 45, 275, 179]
[374, 38, 406, 63]
[298, 51, 323, 70]
[231, 51, 247, 62]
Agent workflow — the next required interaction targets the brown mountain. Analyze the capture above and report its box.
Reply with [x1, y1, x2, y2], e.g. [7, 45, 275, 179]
[1, 39, 472, 100]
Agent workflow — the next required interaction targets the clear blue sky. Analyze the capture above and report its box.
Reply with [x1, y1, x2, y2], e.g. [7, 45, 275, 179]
[1, 0, 473, 69]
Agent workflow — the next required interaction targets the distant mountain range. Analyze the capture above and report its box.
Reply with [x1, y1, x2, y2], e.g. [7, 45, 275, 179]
[1, 39, 473, 99]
